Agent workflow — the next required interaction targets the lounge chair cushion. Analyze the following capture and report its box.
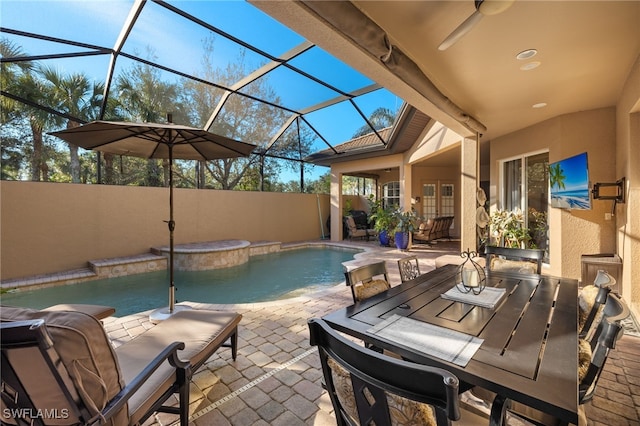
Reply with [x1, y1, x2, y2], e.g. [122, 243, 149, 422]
[327, 357, 437, 425]
[0, 305, 127, 425]
[43, 303, 116, 320]
[116, 309, 242, 425]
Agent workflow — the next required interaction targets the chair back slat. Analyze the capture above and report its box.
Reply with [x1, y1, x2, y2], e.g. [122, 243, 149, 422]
[579, 285, 612, 339]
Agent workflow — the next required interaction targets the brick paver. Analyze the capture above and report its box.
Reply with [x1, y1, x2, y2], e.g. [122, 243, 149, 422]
[102, 240, 640, 425]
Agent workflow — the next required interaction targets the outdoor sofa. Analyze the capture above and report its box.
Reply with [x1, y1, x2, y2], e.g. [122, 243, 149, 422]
[413, 216, 454, 245]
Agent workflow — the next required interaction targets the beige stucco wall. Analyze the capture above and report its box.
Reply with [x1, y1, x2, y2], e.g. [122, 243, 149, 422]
[617, 53, 640, 317]
[0, 181, 330, 281]
[490, 107, 617, 280]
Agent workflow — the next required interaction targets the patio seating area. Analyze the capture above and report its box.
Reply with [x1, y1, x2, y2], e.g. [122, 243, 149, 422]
[98, 240, 640, 426]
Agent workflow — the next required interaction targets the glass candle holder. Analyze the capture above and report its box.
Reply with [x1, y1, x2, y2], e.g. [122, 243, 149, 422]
[455, 249, 486, 295]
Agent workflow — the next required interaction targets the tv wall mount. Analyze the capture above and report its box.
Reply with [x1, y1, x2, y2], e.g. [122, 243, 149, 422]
[591, 177, 625, 215]
[591, 177, 625, 203]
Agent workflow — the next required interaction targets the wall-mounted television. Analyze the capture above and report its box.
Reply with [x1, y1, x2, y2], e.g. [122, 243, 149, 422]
[549, 152, 591, 210]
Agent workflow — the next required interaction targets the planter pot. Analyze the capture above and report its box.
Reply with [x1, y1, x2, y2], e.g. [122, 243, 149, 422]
[379, 230, 391, 247]
[395, 231, 410, 250]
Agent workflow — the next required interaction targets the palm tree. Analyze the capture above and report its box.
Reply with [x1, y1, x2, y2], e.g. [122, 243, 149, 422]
[549, 162, 566, 190]
[1, 39, 33, 125]
[40, 66, 104, 183]
[15, 72, 61, 181]
[351, 107, 396, 138]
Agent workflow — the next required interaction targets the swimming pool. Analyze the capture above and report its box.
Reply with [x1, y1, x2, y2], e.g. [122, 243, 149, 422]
[2, 247, 358, 316]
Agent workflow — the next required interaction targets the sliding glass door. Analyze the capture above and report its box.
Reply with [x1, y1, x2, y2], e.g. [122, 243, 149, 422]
[501, 152, 549, 257]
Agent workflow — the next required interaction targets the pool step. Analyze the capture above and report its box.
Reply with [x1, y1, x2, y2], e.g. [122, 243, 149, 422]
[1, 267, 97, 291]
[89, 253, 167, 278]
[2, 254, 167, 291]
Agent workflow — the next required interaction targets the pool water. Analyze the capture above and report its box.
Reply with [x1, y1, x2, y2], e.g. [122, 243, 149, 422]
[2, 247, 357, 317]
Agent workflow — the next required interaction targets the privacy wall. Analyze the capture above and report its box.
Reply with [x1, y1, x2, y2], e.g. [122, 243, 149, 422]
[0, 182, 330, 280]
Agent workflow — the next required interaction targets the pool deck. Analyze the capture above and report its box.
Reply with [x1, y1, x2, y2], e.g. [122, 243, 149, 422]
[101, 239, 640, 426]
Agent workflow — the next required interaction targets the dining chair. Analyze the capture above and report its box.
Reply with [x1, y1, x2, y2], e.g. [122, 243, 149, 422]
[398, 255, 421, 282]
[484, 246, 544, 275]
[579, 269, 618, 339]
[344, 261, 390, 304]
[308, 318, 488, 426]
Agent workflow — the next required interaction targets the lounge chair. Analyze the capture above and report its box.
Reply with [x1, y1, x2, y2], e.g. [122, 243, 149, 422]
[0, 305, 241, 426]
[344, 216, 371, 241]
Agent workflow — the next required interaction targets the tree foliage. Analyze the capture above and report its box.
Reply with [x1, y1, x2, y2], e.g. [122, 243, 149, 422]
[352, 107, 395, 138]
[0, 37, 329, 192]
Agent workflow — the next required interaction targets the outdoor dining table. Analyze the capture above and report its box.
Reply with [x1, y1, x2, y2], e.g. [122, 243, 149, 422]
[322, 263, 579, 425]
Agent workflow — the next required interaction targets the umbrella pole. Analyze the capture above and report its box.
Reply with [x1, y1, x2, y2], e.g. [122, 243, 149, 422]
[168, 144, 175, 313]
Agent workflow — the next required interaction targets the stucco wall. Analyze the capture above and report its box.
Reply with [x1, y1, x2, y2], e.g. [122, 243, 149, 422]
[490, 107, 617, 280]
[0, 181, 330, 280]
[616, 53, 640, 316]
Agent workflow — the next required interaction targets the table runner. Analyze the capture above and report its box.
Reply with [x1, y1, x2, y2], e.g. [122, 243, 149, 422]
[367, 314, 483, 367]
[440, 286, 506, 309]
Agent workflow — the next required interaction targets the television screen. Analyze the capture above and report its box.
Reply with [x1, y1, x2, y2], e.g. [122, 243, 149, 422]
[549, 152, 591, 209]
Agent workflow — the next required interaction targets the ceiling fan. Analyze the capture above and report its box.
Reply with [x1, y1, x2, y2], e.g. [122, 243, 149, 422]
[438, 0, 516, 51]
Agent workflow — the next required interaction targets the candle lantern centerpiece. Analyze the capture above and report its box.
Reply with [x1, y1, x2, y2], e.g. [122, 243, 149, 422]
[455, 249, 486, 295]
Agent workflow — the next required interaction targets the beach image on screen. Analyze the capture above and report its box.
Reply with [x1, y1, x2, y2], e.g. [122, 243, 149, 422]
[549, 152, 591, 209]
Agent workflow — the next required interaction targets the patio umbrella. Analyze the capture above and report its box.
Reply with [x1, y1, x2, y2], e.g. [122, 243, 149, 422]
[50, 118, 255, 318]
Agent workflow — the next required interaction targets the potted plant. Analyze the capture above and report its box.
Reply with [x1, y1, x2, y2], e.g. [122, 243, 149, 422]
[393, 208, 419, 250]
[367, 196, 397, 246]
[488, 208, 534, 249]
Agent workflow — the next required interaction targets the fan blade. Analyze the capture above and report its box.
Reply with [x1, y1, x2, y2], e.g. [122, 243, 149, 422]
[438, 9, 484, 51]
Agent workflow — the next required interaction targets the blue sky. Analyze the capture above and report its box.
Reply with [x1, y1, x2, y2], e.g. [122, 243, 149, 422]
[2, 0, 402, 181]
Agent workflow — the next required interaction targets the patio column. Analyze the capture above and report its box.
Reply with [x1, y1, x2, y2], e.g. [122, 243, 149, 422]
[400, 162, 412, 212]
[331, 169, 343, 241]
[461, 136, 479, 251]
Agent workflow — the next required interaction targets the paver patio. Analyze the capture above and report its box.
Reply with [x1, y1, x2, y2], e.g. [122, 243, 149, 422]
[101, 240, 640, 426]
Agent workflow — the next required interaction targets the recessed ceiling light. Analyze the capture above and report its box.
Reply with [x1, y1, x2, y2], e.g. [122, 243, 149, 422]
[516, 49, 538, 60]
[520, 61, 541, 71]
[532, 102, 547, 109]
